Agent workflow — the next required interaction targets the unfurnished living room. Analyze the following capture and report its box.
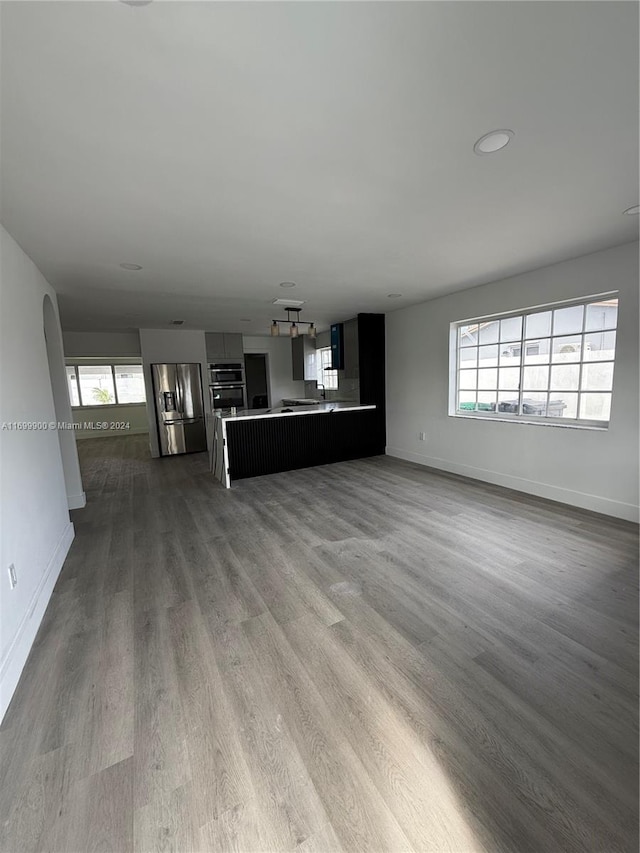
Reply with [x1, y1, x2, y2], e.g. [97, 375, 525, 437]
[0, 1, 638, 852]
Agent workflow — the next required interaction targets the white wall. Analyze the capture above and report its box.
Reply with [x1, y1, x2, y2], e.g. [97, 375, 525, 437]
[386, 242, 639, 522]
[72, 404, 149, 440]
[0, 226, 77, 720]
[242, 335, 305, 406]
[62, 330, 141, 358]
[139, 328, 210, 457]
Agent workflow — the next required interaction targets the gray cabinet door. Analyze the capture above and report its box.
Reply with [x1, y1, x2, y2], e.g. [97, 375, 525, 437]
[223, 333, 244, 358]
[343, 318, 359, 379]
[292, 336, 317, 380]
[205, 332, 225, 360]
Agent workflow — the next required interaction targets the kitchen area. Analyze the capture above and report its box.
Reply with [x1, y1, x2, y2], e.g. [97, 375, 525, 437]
[208, 313, 385, 487]
[139, 314, 385, 487]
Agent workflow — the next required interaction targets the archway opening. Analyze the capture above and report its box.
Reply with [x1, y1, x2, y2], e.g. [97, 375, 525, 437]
[42, 295, 85, 509]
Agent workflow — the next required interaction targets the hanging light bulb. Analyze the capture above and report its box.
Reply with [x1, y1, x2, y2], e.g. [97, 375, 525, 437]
[290, 322, 299, 338]
[270, 321, 279, 337]
[308, 323, 316, 339]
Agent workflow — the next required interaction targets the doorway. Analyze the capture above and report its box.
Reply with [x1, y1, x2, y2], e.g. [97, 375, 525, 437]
[244, 353, 269, 409]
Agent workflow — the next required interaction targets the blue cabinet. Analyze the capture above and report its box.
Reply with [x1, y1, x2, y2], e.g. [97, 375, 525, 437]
[330, 323, 344, 370]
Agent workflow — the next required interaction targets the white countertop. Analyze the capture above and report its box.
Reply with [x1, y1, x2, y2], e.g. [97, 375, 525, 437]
[281, 398, 356, 405]
[215, 402, 376, 422]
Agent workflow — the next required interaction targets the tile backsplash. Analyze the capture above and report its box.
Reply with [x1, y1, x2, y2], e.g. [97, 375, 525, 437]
[303, 377, 360, 402]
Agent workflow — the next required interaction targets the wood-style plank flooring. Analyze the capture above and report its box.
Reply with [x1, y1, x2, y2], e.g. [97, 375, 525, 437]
[1, 434, 638, 852]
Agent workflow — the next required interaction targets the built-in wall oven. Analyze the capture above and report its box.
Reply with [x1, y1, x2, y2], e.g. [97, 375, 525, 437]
[210, 383, 246, 411]
[209, 362, 246, 412]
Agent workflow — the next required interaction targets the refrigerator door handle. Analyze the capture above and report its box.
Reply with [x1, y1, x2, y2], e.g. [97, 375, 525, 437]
[176, 373, 184, 414]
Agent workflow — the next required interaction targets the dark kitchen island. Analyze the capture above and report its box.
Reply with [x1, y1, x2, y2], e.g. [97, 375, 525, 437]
[211, 403, 382, 487]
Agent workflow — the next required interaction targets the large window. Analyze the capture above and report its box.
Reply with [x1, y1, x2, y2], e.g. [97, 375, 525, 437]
[452, 295, 618, 428]
[317, 347, 338, 390]
[66, 363, 146, 407]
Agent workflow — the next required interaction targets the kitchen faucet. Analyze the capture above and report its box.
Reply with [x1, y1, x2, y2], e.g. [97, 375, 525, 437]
[316, 383, 327, 400]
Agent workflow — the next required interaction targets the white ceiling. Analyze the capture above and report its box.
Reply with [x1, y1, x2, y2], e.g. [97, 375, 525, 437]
[1, 1, 638, 334]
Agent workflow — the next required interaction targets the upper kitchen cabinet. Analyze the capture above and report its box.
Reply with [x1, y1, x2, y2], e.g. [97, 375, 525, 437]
[291, 335, 317, 381]
[223, 333, 244, 359]
[330, 323, 344, 370]
[206, 332, 244, 361]
[338, 314, 384, 389]
[342, 318, 359, 380]
[205, 332, 224, 360]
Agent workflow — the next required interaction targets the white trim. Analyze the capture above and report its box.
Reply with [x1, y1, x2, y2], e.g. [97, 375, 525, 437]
[71, 402, 146, 410]
[67, 491, 86, 509]
[65, 357, 142, 365]
[0, 522, 75, 722]
[75, 427, 149, 440]
[450, 413, 608, 431]
[385, 446, 639, 523]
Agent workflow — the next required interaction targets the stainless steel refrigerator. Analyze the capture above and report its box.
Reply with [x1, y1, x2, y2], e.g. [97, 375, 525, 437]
[151, 363, 207, 456]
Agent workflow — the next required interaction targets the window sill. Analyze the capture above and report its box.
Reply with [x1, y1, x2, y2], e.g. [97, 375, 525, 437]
[71, 402, 146, 409]
[450, 413, 608, 431]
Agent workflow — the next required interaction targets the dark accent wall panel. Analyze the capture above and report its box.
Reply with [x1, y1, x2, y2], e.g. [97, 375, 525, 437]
[227, 409, 381, 480]
[357, 313, 386, 448]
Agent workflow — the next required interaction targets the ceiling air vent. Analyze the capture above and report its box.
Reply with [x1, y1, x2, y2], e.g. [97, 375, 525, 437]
[272, 298, 306, 307]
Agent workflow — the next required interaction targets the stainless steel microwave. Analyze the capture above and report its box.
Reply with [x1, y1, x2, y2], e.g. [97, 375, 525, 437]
[208, 363, 244, 385]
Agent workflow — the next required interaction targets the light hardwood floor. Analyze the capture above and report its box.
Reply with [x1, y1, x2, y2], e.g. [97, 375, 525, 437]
[1, 434, 638, 852]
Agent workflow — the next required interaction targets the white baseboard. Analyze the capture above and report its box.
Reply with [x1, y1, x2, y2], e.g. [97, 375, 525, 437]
[76, 428, 149, 440]
[68, 491, 86, 510]
[385, 446, 639, 523]
[0, 521, 75, 722]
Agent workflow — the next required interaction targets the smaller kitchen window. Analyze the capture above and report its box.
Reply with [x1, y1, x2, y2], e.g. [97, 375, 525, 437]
[66, 363, 146, 407]
[317, 347, 338, 390]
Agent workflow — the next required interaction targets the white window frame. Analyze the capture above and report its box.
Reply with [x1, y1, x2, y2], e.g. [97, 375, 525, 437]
[449, 292, 618, 430]
[317, 347, 338, 391]
[66, 362, 146, 408]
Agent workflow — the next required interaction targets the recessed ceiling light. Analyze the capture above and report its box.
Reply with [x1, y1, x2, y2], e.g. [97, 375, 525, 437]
[623, 205, 639, 215]
[387, 293, 402, 298]
[171, 320, 184, 326]
[120, 1, 153, 7]
[119, 262, 142, 270]
[279, 281, 296, 288]
[473, 129, 515, 155]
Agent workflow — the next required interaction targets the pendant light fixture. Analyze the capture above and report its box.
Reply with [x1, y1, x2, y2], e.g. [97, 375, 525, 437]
[269, 307, 317, 338]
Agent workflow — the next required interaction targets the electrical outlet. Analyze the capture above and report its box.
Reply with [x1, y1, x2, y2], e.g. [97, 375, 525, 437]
[8, 563, 17, 589]
[418, 432, 426, 441]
